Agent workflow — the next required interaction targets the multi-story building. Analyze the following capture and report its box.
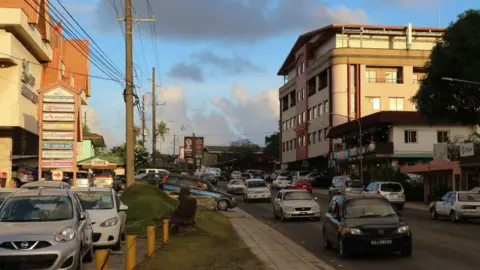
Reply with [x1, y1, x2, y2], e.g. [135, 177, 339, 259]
[0, 1, 90, 185]
[277, 23, 444, 169]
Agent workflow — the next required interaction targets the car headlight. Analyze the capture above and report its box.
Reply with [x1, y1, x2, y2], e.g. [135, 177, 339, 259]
[100, 217, 119, 227]
[396, 225, 410, 234]
[231, 197, 237, 202]
[312, 205, 320, 211]
[343, 228, 362, 235]
[55, 227, 76, 242]
[283, 206, 295, 211]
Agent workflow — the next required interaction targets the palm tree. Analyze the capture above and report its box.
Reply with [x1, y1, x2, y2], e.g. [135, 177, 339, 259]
[154, 121, 170, 153]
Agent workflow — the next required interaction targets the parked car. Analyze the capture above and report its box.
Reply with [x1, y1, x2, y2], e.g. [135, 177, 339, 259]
[75, 171, 91, 188]
[328, 176, 363, 201]
[202, 172, 218, 186]
[272, 175, 291, 189]
[323, 194, 412, 258]
[273, 189, 321, 221]
[230, 171, 242, 179]
[74, 187, 128, 250]
[162, 173, 237, 211]
[227, 179, 245, 194]
[93, 170, 115, 188]
[292, 171, 311, 182]
[135, 168, 169, 176]
[0, 188, 94, 268]
[305, 172, 331, 188]
[429, 191, 480, 222]
[469, 186, 480, 193]
[240, 173, 251, 180]
[243, 179, 271, 202]
[288, 178, 312, 193]
[21, 181, 70, 190]
[364, 182, 405, 210]
[0, 188, 18, 205]
[113, 175, 126, 192]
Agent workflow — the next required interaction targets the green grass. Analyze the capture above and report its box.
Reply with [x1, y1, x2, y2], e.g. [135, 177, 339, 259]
[121, 183, 178, 236]
[139, 211, 266, 270]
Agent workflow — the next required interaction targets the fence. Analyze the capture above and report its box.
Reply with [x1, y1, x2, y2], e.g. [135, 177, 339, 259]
[94, 218, 170, 270]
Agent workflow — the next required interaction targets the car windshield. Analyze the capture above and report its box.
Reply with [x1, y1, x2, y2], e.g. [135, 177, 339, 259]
[380, 183, 402, 192]
[298, 171, 310, 177]
[0, 192, 13, 205]
[0, 196, 73, 222]
[332, 179, 345, 187]
[344, 199, 397, 219]
[76, 191, 114, 209]
[232, 171, 241, 175]
[229, 180, 243, 185]
[284, 192, 312, 201]
[458, 193, 480, 202]
[346, 181, 363, 188]
[77, 173, 89, 179]
[247, 181, 266, 188]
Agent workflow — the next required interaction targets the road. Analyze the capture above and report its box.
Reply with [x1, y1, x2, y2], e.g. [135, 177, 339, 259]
[218, 181, 480, 270]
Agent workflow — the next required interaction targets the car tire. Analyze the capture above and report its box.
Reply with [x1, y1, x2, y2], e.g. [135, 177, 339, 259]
[430, 208, 438, 220]
[323, 231, 332, 249]
[450, 210, 459, 223]
[82, 244, 93, 263]
[280, 210, 286, 222]
[273, 207, 278, 219]
[243, 195, 249, 203]
[400, 243, 413, 257]
[217, 200, 229, 211]
[338, 236, 349, 258]
[112, 231, 122, 251]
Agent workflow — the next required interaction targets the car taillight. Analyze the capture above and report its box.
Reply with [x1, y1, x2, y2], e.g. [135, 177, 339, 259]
[22, 171, 32, 175]
[401, 192, 406, 198]
[461, 205, 477, 209]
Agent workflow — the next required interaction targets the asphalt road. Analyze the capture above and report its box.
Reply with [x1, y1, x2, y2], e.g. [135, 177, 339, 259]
[219, 181, 480, 270]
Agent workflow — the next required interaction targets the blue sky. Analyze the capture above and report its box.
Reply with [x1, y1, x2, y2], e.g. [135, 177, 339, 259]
[59, 0, 480, 151]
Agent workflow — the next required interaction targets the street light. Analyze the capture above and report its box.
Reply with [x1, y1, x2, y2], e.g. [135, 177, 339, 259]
[331, 113, 363, 184]
[441, 77, 480, 85]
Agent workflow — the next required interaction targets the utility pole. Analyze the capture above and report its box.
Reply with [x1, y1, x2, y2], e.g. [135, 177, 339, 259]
[173, 134, 176, 155]
[119, 0, 154, 187]
[152, 67, 157, 166]
[192, 133, 197, 173]
[141, 97, 146, 147]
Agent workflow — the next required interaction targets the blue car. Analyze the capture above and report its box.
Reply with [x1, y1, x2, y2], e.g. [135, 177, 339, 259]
[162, 173, 237, 211]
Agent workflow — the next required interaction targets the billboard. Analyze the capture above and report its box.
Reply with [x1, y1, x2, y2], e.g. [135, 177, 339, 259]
[184, 136, 204, 159]
[42, 151, 74, 159]
[184, 137, 193, 158]
[42, 132, 74, 140]
[41, 160, 74, 168]
[42, 141, 74, 150]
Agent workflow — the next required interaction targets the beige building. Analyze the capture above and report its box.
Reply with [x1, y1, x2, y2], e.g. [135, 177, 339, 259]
[278, 23, 444, 168]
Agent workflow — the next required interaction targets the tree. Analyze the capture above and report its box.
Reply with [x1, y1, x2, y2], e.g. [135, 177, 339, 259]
[263, 132, 280, 158]
[229, 139, 260, 167]
[412, 10, 480, 124]
[153, 121, 170, 154]
[108, 143, 149, 169]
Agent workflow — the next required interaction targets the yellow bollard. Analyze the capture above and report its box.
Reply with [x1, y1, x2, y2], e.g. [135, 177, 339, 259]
[147, 226, 156, 258]
[163, 219, 169, 245]
[125, 235, 136, 270]
[95, 249, 109, 270]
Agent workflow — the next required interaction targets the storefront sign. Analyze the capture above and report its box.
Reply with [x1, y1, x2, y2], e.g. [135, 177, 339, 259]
[43, 88, 75, 103]
[460, 142, 474, 157]
[43, 113, 74, 122]
[51, 170, 63, 181]
[21, 85, 38, 104]
[42, 141, 74, 149]
[90, 158, 109, 166]
[20, 61, 38, 105]
[43, 104, 75, 112]
[41, 160, 74, 168]
[43, 123, 74, 131]
[42, 132, 74, 140]
[349, 147, 358, 157]
[42, 150, 74, 159]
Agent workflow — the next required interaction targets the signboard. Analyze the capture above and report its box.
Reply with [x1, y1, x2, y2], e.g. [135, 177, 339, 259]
[90, 158, 109, 166]
[41, 160, 74, 168]
[43, 123, 74, 131]
[42, 141, 74, 149]
[42, 132, 74, 140]
[43, 88, 75, 103]
[184, 137, 193, 158]
[21, 62, 38, 105]
[43, 103, 75, 112]
[42, 150, 74, 159]
[51, 170, 63, 181]
[179, 146, 185, 160]
[433, 143, 448, 160]
[43, 113, 74, 122]
[195, 137, 204, 159]
[460, 142, 474, 157]
[21, 85, 38, 104]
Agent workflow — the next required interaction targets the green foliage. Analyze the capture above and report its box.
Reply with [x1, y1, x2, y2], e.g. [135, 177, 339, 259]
[412, 10, 480, 124]
[263, 132, 280, 158]
[108, 143, 149, 169]
[229, 139, 260, 167]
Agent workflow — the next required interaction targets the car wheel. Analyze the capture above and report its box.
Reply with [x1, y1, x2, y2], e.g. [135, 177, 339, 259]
[217, 200, 229, 211]
[450, 210, 459, 223]
[338, 236, 349, 258]
[273, 207, 278, 219]
[82, 244, 93, 263]
[400, 243, 413, 257]
[323, 231, 332, 249]
[280, 210, 286, 222]
[243, 195, 249, 203]
[430, 208, 438, 220]
[112, 231, 122, 251]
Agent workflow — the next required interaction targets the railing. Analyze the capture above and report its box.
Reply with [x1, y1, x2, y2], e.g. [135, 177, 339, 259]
[366, 77, 404, 84]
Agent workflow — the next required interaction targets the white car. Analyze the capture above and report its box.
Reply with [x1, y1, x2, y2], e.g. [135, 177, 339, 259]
[21, 181, 70, 190]
[243, 179, 271, 202]
[273, 189, 321, 221]
[364, 182, 405, 210]
[75, 171, 91, 188]
[272, 176, 291, 189]
[73, 187, 128, 250]
[0, 188, 18, 205]
[430, 191, 480, 222]
[227, 179, 245, 194]
[230, 171, 242, 179]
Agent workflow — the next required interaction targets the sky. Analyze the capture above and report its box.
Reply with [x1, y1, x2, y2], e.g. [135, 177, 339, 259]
[58, 0, 480, 153]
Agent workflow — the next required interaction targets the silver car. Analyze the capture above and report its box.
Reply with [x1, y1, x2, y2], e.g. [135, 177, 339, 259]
[0, 188, 19, 205]
[21, 181, 70, 190]
[328, 177, 364, 201]
[273, 189, 321, 221]
[0, 189, 93, 269]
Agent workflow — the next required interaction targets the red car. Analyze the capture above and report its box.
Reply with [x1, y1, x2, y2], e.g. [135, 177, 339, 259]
[287, 179, 312, 193]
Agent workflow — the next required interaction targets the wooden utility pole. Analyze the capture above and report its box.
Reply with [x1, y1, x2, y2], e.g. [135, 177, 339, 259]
[119, 0, 154, 187]
[141, 96, 146, 147]
[172, 134, 176, 155]
[192, 133, 197, 173]
[151, 67, 157, 165]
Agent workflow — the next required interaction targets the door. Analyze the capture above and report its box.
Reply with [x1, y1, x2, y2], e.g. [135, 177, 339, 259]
[436, 192, 450, 216]
[274, 192, 282, 214]
[324, 200, 339, 243]
[444, 192, 457, 215]
[73, 194, 91, 254]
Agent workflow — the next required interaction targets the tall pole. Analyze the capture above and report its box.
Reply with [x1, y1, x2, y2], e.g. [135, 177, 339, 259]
[141, 97, 146, 147]
[125, 0, 134, 187]
[173, 134, 176, 155]
[356, 119, 363, 184]
[151, 67, 157, 166]
[192, 133, 197, 173]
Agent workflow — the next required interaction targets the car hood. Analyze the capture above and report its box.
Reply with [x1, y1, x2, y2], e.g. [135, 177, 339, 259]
[246, 187, 270, 193]
[211, 190, 234, 198]
[0, 220, 72, 236]
[86, 209, 118, 225]
[283, 200, 318, 208]
[344, 216, 403, 228]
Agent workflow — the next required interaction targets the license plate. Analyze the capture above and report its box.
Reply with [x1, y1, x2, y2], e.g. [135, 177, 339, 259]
[300, 212, 308, 215]
[388, 194, 397, 198]
[371, 239, 392, 245]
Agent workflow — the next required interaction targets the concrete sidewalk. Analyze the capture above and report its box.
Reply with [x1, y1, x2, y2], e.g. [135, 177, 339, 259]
[312, 188, 429, 212]
[222, 209, 335, 270]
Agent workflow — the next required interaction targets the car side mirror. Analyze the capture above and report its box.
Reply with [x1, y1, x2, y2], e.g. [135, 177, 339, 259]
[79, 211, 88, 221]
[119, 204, 129, 211]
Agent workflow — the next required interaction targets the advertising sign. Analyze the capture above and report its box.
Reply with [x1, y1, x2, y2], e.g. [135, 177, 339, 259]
[460, 142, 475, 157]
[51, 170, 63, 181]
[43, 88, 75, 103]
[184, 137, 193, 158]
[42, 151, 74, 159]
[43, 123, 74, 131]
[179, 146, 185, 160]
[43, 113, 74, 122]
[195, 137, 204, 159]
[184, 137, 204, 158]
[43, 104, 75, 112]
[41, 160, 74, 168]
[90, 158, 109, 166]
[42, 132, 74, 140]
[42, 141, 74, 149]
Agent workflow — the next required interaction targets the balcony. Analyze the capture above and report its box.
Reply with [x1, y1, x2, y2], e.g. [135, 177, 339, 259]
[366, 77, 403, 84]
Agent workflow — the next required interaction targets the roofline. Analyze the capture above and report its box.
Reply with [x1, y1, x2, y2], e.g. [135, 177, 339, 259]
[277, 23, 445, 76]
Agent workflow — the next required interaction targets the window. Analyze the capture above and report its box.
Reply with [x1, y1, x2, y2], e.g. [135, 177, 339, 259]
[389, 97, 404, 111]
[298, 137, 302, 147]
[318, 131, 323, 142]
[302, 88, 305, 99]
[290, 140, 293, 150]
[308, 109, 312, 121]
[302, 62, 306, 73]
[412, 73, 419, 84]
[302, 135, 306, 146]
[308, 133, 311, 145]
[313, 106, 317, 118]
[385, 71, 398, 83]
[60, 61, 66, 77]
[350, 65, 356, 88]
[366, 70, 376, 83]
[297, 65, 301, 75]
[302, 112, 306, 123]
[324, 101, 329, 114]
[324, 129, 328, 140]
[290, 118, 294, 128]
[369, 97, 381, 110]
[297, 91, 301, 101]
[319, 103, 324, 115]
[282, 142, 285, 152]
[404, 130, 417, 143]
[318, 70, 328, 90]
[437, 131, 449, 143]
[286, 141, 289, 151]
[312, 131, 317, 144]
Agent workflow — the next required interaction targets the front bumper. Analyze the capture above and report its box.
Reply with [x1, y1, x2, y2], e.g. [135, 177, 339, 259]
[245, 193, 271, 200]
[0, 236, 82, 270]
[283, 209, 321, 218]
[92, 223, 121, 247]
[273, 182, 289, 188]
[343, 233, 411, 253]
[227, 187, 244, 194]
[458, 210, 480, 219]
